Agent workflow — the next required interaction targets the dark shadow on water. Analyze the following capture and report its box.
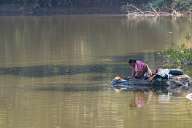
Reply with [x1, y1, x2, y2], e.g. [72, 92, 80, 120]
[0, 53, 162, 77]
[32, 83, 109, 92]
[0, 52, 149, 78]
[0, 64, 129, 77]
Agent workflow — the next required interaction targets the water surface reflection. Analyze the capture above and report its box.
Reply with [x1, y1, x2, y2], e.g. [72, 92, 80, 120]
[0, 16, 192, 128]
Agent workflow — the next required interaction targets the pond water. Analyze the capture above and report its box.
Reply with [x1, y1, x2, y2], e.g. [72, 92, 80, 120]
[0, 15, 192, 128]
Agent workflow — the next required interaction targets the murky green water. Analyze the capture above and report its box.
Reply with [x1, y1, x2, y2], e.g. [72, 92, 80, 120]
[0, 16, 192, 128]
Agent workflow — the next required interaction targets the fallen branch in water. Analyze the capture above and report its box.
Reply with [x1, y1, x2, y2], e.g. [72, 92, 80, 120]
[149, 3, 160, 16]
[121, 4, 190, 17]
[127, 4, 144, 14]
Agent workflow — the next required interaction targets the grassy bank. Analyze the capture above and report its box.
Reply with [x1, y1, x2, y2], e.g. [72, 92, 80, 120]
[165, 46, 192, 65]
[163, 41, 192, 76]
[164, 41, 192, 66]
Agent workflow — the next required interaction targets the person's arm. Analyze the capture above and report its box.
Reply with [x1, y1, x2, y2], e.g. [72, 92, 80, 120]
[131, 68, 135, 78]
[146, 64, 152, 76]
[148, 74, 156, 81]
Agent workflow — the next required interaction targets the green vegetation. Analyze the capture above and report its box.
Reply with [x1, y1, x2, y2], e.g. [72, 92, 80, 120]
[149, 0, 192, 11]
[163, 42, 192, 76]
[165, 44, 192, 65]
[175, 0, 192, 11]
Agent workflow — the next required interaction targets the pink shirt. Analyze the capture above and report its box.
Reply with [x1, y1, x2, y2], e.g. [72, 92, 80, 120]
[135, 60, 146, 72]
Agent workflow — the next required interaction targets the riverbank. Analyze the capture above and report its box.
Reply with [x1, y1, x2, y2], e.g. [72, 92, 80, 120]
[0, 4, 191, 16]
[0, 4, 120, 16]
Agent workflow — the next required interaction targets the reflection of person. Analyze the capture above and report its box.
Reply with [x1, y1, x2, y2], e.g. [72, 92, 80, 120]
[135, 93, 145, 108]
[128, 59, 152, 79]
[129, 91, 153, 108]
[129, 91, 145, 108]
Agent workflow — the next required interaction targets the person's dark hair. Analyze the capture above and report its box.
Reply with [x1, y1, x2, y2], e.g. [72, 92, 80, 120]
[128, 59, 136, 64]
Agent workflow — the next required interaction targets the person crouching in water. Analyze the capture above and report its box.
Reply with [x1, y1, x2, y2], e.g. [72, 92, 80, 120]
[114, 59, 152, 80]
[129, 59, 152, 79]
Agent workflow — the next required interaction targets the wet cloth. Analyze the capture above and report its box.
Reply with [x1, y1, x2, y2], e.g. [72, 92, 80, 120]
[156, 69, 170, 79]
[155, 68, 184, 79]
